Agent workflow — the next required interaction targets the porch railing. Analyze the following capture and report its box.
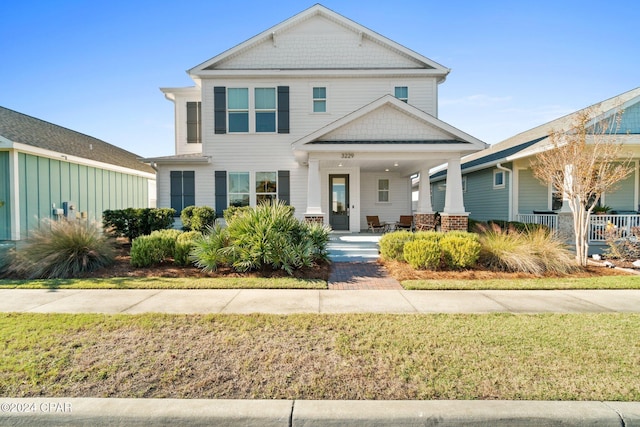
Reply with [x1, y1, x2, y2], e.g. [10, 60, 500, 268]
[517, 214, 559, 233]
[587, 214, 640, 242]
[517, 213, 640, 242]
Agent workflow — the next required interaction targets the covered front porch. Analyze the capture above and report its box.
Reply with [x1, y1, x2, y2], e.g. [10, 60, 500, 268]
[292, 95, 487, 233]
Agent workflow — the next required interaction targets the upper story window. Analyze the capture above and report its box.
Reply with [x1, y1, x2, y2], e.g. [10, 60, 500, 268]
[255, 88, 276, 132]
[313, 87, 326, 112]
[228, 88, 249, 133]
[215, 86, 289, 135]
[186, 102, 201, 143]
[493, 170, 505, 189]
[394, 86, 408, 103]
[377, 178, 390, 202]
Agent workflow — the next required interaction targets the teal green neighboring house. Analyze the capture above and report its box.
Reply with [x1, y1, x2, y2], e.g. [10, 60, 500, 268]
[430, 87, 640, 241]
[0, 107, 156, 242]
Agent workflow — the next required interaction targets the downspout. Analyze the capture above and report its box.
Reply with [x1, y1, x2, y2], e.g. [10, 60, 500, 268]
[496, 163, 513, 221]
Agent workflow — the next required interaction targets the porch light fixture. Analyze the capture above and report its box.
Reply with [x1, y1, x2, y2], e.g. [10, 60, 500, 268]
[394, 162, 398, 167]
[385, 168, 390, 172]
[338, 162, 343, 167]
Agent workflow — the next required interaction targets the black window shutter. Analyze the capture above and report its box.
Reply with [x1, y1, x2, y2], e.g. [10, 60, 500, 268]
[278, 170, 290, 205]
[277, 86, 289, 134]
[183, 171, 195, 208]
[170, 171, 183, 215]
[214, 87, 226, 134]
[186, 102, 200, 143]
[215, 170, 227, 217]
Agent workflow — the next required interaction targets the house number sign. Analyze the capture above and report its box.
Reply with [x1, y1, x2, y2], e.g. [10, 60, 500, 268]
[341, 153, 354, 159]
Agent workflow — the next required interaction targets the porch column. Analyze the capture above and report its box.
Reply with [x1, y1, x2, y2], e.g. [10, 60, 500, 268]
[442, 156, 469, 231]
[304, 158, 325, 224]
[415, 166, 436, 231]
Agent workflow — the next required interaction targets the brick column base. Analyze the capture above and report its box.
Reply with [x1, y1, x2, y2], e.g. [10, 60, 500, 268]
[414, 213, 436, 231]
[304, 215, 325, 225]
[440, 214, 469, 232]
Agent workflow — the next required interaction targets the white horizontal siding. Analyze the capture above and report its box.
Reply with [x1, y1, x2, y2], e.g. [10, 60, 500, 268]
[360, 172, 412, 228]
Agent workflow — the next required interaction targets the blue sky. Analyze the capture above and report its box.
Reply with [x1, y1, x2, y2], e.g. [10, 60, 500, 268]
[1, 0, 637, 158]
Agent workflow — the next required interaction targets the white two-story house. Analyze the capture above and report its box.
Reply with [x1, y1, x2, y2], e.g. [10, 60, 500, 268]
[145, 4, 487, 232]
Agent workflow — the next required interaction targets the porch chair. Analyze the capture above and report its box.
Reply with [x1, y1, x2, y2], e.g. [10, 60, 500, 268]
[366, 216, 387, 233]
[396, 215, 414, 231]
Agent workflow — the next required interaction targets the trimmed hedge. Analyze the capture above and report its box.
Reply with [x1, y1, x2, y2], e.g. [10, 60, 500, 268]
[379, 231, 415, 261]
[103, 208, 175, 241]
[404, 239, 441, 269]
[181, 206, 216, 232]
[175, 231, 202, 266]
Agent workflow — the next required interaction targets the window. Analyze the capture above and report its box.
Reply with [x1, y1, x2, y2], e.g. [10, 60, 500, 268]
[170, 171, 195, 215]
[228, 172, 250, 207]
[394, 86, 408, 103]
[255, 88, 276, 132]
[186, 102, 201, 143]
[313, 87, 326, 112]
[462, 176, 467, 192]
[256, 172, 277, 204]
[377, 179, 390, 202]
[228, 88, 249, 132]
[493, 170, 505, 188]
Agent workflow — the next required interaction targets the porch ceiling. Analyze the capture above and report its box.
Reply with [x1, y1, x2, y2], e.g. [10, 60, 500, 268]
[319, 157, 442, 175]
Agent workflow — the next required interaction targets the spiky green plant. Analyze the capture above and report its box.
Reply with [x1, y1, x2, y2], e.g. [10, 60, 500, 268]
[8, 219, 116, 279]
[190, 224, 231, 272]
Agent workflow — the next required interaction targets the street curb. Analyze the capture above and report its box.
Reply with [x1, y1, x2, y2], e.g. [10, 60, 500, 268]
[1, 398, 639, 426]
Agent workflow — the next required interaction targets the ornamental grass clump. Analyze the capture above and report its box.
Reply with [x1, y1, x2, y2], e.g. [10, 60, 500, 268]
[476, 223, 578, 275]
[6, 219, 115, 279]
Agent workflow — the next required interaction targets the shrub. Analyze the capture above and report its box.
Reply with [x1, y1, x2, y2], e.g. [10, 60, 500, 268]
[223, 206, 252, 223]
[190, 225, 231, 272]
[181, 206, 216, 232]
[174, 231, 201, 266]
[440, 233, 481, 269]
[6, 219, 115, 279]
[403, 239, 441, 270]
[414, 230, 445, 242]
[130, 229, 182, 268]
[192, 201, 329, 275]
[103, 208, 175, 241]
[379, 231, 415, 261]
[130, 235, 165, 268]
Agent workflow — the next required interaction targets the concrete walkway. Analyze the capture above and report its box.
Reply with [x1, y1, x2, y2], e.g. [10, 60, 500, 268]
[2, 288, 640, 314]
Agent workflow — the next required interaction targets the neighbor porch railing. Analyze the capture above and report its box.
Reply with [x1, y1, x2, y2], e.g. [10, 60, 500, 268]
[517, 214, 559, 233]
[517, 213, 640, 242]
[587, 214, 640, 242]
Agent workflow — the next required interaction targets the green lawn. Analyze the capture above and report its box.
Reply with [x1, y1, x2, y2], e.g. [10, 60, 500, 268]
[0, 277, 327, 289]
[403, 275, 640, 290]
[1, 313, 638, 401]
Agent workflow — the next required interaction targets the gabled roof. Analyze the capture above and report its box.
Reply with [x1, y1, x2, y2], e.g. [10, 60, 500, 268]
[293, 94, 487, 152]
[189, 4, 450, 79]
[0, 106, 154, 174]
[431, 87, 640, 180]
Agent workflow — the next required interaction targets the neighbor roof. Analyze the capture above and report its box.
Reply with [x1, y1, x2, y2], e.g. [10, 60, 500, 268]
[431, 86, 640, 180]
[0, 106, 154, 174]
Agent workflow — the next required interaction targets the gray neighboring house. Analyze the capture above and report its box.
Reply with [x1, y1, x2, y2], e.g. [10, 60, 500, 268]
[0, 106, 156, 242]
[429, 87, 640, 242]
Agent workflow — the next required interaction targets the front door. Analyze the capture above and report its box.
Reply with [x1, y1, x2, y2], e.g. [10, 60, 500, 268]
[329, 174, 349, 230]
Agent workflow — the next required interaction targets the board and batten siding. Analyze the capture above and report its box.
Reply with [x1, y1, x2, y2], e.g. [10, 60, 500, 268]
[463, 168, 509, 221]
[17, 153, 149, 238]
[517, 168, 549, 214]
[0, 152, 9, 240]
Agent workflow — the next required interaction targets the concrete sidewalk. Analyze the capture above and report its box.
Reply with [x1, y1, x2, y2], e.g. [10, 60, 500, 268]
[2, 288, 640, 314]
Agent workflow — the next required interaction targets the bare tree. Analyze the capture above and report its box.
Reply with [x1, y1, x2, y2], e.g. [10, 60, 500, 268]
[531, 108, 633, 266]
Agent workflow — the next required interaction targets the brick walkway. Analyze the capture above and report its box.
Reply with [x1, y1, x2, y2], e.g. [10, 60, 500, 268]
[328, 262, 403, 290]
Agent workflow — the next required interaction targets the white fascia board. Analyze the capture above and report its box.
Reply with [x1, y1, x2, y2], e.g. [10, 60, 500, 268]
[141, 156, 211, 165]
[159, 86, 199, 102]
[13, 142, 156, 180]
[191, 68, 448, 79]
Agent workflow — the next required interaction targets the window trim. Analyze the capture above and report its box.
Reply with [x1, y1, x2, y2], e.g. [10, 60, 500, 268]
[377, 178, 390, 203]
[394, 86, 408, 103]
[493, 170, 505, 189]
[312, 86, 327, 113]
[227, 88, 249, 133]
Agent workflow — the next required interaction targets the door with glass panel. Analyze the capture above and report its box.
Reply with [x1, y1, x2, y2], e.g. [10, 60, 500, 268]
[329, 174, 349, 230]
